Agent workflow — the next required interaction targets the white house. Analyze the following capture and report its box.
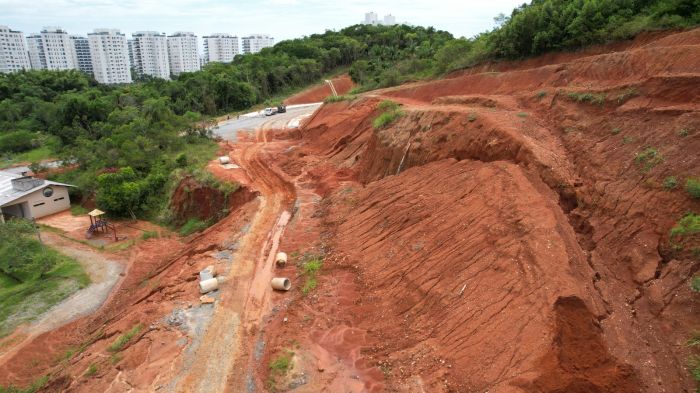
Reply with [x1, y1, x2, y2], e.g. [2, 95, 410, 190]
[0, 170, 73, 222]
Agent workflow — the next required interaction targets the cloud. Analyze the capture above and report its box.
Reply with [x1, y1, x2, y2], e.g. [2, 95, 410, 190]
[1, 0, 524, 40]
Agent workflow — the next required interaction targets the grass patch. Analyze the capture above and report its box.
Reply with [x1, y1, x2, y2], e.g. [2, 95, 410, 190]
[622, 136, 635, 144]
[178, 218, 210, 236]
[70, 204, 89, 216]
[467, 113, 477, 122]
[104, 239, 136, 252]
[611, 127, 621, 135]
[663, 176, 678, 190]
[670, 213, 700, 238]
[0, 230, 90, 337]
[686, 178, 700, 199]
[690, 355, 700, 382]
[567, 91, 606, 105]
[141, 230, 159, 240]
[84, 363, 98, 377]
[323, 94, 356, 104]
[634, 147, 664, 173]
[267, 349, 294, 390]
[0, 375, 49, 393]
[615, 88, 639, 103]
[373, 100, 404, 129]
[107, 323, 143, 352]
[373, 110, 404, 129]
[678, 128, 690, 137]
[300, 256, 323, 295]
[0, 146, 54, 170]
[535, 91, 547, 99]
[516, 112, 528, 118]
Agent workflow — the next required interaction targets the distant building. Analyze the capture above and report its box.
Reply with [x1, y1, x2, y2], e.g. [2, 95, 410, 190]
[88, 29, 132, 84]
[364, 12, 379, 25]
[129, 31, 170, 80]
[0, 171, 74, 221]
[0, 26, 31, 73]
[203, 33, 239, 63]
[26, 34, 46, 69]
[26, 27, 78, 71]
[71, 36, 93, 75]
[167, 32, 200, 76]
[383, 14, 397, 25]
[242, 34, 274, 54]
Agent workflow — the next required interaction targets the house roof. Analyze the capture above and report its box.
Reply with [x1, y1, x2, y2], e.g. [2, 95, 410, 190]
[0, 170, 74, 207]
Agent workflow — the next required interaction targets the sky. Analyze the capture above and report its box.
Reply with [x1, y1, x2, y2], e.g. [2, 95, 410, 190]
[1, 0, 526, 41]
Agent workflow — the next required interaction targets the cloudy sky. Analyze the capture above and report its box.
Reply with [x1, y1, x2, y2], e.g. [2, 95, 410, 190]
[2, 0, 525, 41]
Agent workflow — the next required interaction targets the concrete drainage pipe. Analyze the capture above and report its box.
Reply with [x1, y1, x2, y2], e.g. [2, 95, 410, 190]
[275, 252, 288, 267]
[218, 156, 230, 164]
[271, 277, 291, 291]
[199, 278, 219, 294]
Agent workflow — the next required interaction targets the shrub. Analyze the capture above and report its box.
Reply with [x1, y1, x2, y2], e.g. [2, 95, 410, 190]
[691, 276, 700, 293]
[535, 91, 547, 99]
[686, 178, 700, 199]
[0, 131, 37, 153]
[663, 176, 678, 190]
[670, 213, 700, 238]
[567, 92, 606, 105]
[678, 128, 690, 137]
[611, 127, 621, 135]
[377, 100, 400, 112]
[616, 88, 639, 103]
[323, 95, 356, 104]
[108, 323, 143, 352]
[634, 147, 664, 173]
[84, 363, 98, 377]
[267, 349, 294, 390]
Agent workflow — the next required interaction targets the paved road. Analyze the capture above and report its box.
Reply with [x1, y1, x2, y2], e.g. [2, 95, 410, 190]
[213, 103, 321, 141]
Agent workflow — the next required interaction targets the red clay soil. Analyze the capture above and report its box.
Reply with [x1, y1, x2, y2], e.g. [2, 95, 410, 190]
[284, 74, 355, 105]
[256, 28, 700, 392]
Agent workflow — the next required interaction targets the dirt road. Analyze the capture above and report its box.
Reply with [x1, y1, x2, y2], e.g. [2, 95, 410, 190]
[175, 125, 296, 392]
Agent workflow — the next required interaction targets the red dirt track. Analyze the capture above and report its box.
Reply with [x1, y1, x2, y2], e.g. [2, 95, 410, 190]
[0, 28, 699, 392]
[284, 74, 355, 105]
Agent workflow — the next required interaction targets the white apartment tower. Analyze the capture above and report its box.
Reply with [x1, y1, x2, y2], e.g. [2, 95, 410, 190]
[383, 14, 397, 25]
[242, 34, 274, 54]
[203, 34, 239, 63]
[26, 27, 78, 70]
[88, 29, 131, 84]
[26, 34, 46, 69]
[71, 36, 93, 75]
[364, 12, 379, 25]
[0, 26, 31, 73]
[129, 31, 170, 80]
[167, 32, 200, 76]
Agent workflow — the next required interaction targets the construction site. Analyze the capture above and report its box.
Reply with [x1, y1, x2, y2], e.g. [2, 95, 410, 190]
[0, 28, 699, 393]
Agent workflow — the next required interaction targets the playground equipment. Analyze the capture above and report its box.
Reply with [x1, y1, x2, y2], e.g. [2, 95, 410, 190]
[85, 209, 118, 241]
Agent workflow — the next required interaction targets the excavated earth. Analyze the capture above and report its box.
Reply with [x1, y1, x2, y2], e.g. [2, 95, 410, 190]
[0, 28, 698, 393]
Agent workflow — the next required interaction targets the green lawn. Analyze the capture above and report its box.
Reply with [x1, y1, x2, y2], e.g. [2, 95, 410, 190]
[0, 248, 90, 337]
[0, 146, 55, 169]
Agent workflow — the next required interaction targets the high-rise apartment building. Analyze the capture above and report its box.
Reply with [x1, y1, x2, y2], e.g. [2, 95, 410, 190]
[129, 31, 170, 80]
[71, 36, 93, 75]
[88, 29, 131, 84]
[383, 14, 397, 25]
[167, 32, 200, 76]
[203, 34, 239, 63]
[26, 27, 78, 70]
[0, 25, 31, 73]
[242, 34, 274, 54]
[364, 12, 379, 25]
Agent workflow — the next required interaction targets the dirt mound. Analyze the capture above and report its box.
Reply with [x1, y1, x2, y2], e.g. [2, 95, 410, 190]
[284, 74, 355, 105]
[170, 175, 257, 225]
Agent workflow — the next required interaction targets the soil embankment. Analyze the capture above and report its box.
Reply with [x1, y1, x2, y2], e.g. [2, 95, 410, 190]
[284, 74, 355, 105]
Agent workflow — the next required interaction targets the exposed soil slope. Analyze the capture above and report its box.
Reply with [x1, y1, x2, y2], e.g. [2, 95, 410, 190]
[258, 28, 700, 392]
[284, 74, 355, 105]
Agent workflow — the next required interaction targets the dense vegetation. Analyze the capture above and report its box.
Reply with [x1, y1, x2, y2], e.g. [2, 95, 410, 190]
[432, 0, 699, 73]
[0, 220, 89, 337]
[0, 0, 697, 222]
